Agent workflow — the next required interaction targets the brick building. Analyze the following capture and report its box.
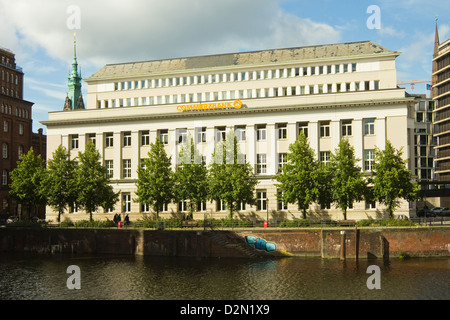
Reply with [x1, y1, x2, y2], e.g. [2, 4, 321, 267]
[0, 47, 46, 220]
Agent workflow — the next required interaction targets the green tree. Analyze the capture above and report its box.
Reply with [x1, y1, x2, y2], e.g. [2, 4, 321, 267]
[208, 131, 257, 218]
[44, 145, 78, 222]
[329, 139, 368, 220]
[76, 142, 119, 222]
[9, 148, 47, 220]
[276, 132, 319, 219]
[372, 141, 419, 217]
[173, 137, 208, 217]
[135, 138, 174, 219]
[315, 160, 334, 212]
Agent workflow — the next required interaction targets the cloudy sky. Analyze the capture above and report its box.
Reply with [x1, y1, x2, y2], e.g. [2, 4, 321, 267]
[0, 0, 449, 132]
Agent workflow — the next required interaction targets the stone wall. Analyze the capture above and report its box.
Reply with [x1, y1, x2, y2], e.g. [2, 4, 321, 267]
[0, 227, 449, 259]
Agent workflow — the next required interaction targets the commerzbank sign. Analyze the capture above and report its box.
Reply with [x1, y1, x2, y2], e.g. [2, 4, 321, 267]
[177, 99, 243, 112]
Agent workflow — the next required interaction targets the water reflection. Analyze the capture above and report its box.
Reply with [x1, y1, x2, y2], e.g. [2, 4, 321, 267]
[0, 253, 448, 300]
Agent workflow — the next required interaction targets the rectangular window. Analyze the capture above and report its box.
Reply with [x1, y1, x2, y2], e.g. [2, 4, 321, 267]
[319, 121, 330, 138]
[320, 151, 331, 164]
[123, 132, 132, 147]
[215, 126, 226, 142]
[159, 203, 169, 212]
[177, 128, 188, 144]
[197, 201, 207, 212]
[278, 153, 287, 171]
[257, 190, 267, 211]
[364, 150, 375, 171]
[2, 143, 7, 159]
[141, 130, 150, 146]
[18, 124, 23, 135]
[2, 170, 7, 186]
[179, 200, 188, 212]
[122, 159, 132, 178]
[217, 200, 227, 212]
[105, 133, 114, 147]
[364, 119, 375, 135]
[277, 123, 287, 140]
[141, 203, 150, 213]
[122, 193, 131, 213]
[235, 126, 246, 142]
[105, 160, 113, 178]
[341, 120, 352, 137]
[256, 154, 267, 174]
[159, 129, 168, 145]
[374, 80, 380, 90]
[277, 190, 288, 210]
[87, 133, 96, 146]
[256, 125, 266, 141]
[71, 135, 79, 150]
[298, 122, 308, 138]
[197, 127, 206, 143]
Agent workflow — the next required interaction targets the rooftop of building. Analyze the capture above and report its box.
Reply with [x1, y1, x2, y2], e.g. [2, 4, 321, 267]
[86, 40, 397, 82]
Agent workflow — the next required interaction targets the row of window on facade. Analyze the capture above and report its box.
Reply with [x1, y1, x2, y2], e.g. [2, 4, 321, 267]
[1, 70, 19, 85]
[2, 143, 25, 160]
[99, 147, 376, 180]
[100, 80, 381, 108]
[2, 120, 25, 135]
[70, 187, 377, 215]
[1, 104, 29, 119]
[113, 63, 359, 92]
[70, 118, 377, 151]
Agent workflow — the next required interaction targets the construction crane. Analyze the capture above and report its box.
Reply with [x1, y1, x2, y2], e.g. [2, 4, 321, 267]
[397, 79, 431, 90]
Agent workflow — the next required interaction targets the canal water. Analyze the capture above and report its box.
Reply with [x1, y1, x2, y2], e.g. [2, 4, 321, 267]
[0, 253, 448, 301]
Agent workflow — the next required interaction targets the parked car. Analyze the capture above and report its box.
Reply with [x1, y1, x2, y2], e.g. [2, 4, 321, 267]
[430, 207, 450, 216]
[417, 208, 436, 218]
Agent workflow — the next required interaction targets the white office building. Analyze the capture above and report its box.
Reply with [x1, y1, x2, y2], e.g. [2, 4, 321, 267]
[42, 40, 418, 222]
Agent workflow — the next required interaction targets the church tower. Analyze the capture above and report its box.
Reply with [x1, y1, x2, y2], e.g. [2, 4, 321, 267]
[64, 33, 84, 111]
[431, 19, 440, 99]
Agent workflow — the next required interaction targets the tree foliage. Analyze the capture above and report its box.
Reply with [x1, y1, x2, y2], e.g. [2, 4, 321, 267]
[44, 145, 78, 222]
[173, 137, 209, 215]
[135, 138, 174, 218]
[8, 148, 47, 219]
[76, 142, 119, 221]
[276, 132, 319, 219]
[329, 139, 368, 220]
[208, 132, 257, 218]
[372, 141, 419, 217]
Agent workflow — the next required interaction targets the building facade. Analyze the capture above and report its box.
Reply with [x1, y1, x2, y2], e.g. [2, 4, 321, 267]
[411, 94, 436, 184]
[43, 41, 418, 222]
[0, 47, 46, 220]
[432, 24, 450, 183]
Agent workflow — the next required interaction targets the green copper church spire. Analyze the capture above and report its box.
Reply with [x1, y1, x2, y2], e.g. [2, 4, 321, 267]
[64, 32, 84, 111]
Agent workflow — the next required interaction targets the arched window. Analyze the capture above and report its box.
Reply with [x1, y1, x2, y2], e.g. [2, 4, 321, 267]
[2, 143, 8, 159]
[2, 170, 7, 186]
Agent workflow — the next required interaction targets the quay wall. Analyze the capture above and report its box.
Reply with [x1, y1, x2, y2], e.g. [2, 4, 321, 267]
[0, 227, 449, 259]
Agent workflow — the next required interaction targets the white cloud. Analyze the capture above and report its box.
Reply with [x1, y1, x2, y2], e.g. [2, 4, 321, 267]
[0, 0, 341, 69]
[396, 24, 449, 81]
[378, 25, 405, 38]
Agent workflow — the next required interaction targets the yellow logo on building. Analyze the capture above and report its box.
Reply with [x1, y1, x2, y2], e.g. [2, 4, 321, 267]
[177, 99, 243, 112]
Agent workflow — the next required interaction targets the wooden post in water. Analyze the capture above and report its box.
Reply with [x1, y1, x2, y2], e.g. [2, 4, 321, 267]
[355, 225, 359, 260]
[340, 231, 346, 260]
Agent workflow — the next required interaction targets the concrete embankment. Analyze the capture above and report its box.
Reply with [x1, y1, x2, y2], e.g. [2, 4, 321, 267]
[0, 227, 449, 259]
